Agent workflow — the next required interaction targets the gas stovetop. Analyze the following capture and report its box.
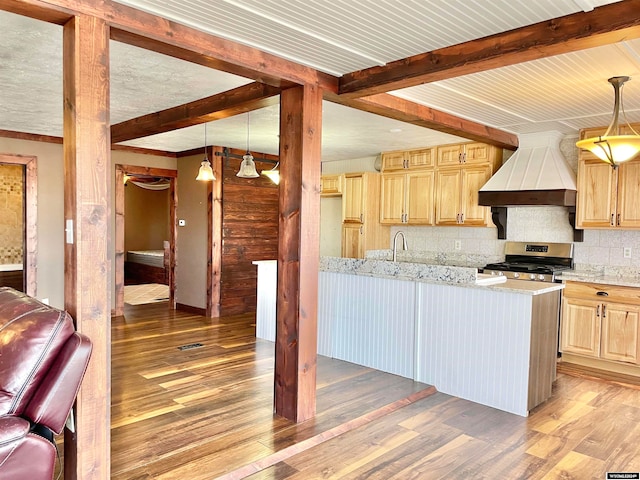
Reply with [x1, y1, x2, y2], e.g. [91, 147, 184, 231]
[482, 242, 574, 283]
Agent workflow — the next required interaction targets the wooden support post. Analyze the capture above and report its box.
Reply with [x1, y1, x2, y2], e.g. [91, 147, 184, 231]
[62, 14, 111, 480]
[207, 145, 223, 318]
[275, 85, 322, 422]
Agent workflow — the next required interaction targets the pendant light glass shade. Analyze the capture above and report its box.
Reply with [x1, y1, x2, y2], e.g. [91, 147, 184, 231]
[237, 112, 259, 178]
[576, 76, 640, 167]
[236, 153, 260, 178]
[261, 162, 280, 185]
[196, 159, 215, 181]
[196, 123, 215, 181]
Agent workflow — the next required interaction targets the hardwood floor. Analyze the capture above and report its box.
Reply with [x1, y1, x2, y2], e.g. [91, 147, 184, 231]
[58, 303, 640, 479]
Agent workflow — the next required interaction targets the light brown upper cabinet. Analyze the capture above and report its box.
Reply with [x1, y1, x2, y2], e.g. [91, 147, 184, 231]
[341, 172, 389, 258]
[435, 142, 502, 226]
[380, 148, 435, 225]
[436, 142, 495, 167]
[576, 126, 640, 229]
[320, 174, 342, 197]
[381, 147, 434, 171]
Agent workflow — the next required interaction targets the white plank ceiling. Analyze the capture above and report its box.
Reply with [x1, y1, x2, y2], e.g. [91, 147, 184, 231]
[1, 0, 640, 162]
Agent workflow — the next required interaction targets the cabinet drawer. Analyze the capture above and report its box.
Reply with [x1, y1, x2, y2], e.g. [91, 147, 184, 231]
[564, 281, 640, 306]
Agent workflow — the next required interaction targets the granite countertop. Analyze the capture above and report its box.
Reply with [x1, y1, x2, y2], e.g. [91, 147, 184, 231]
[559, 270, 640, 288]
[320, 257, 563, 296]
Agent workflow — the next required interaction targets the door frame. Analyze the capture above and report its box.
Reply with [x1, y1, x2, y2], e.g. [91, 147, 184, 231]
[0, 153, 37, 296]
[114, 164, 177, 316]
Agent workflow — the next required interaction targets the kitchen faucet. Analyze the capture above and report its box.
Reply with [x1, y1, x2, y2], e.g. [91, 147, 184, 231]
[392, 231, 408, 262]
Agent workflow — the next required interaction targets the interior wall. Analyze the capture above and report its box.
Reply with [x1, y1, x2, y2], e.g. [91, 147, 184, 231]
[0, 136, 176, 308]
[175, 153, 209, 309]
[220, 154, 279, 316]
[320, 155, 378, 257]
[0, 164, 23, 264]
[124, 183, 170, 252]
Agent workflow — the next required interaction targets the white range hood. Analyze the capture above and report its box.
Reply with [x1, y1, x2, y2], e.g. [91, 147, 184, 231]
[478, 131, 577, 207]
[477, 131, 582, 241]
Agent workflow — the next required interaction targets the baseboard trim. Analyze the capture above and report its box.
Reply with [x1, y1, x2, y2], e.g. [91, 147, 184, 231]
[175, 303, 206, 316]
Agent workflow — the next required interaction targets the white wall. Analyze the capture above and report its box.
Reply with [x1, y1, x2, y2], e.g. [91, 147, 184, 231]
[0, 136, 176, 308]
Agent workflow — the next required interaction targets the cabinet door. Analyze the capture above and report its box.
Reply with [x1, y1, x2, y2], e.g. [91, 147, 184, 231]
[343, 175, 364, 222]
[406, 171, 434, 225]
[617, 160, 640, 228]
[463, 143, 492, 165]
[460, 165, 492, 226]
[380, 173, 406, 224]
[601, 302, 640, 364]
[437, 144, 463, 167]
[435, 168, 462, 225]
[381, 152, 406, 171]
[407, 148, 434, 169]
[561, 298, 600, 357]
[576, 160, 617, 228]
[341, 223, 363, 259]
[320, 174, 342, 196]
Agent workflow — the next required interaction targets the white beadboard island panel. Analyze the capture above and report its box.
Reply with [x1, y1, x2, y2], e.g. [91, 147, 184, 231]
[319, 272, 416, 378]
[415, 283, 533, 416]
[253, 260, 277, 342]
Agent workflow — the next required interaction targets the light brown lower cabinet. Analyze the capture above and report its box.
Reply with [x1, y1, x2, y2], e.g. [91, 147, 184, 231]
[561, 281, 640, 375]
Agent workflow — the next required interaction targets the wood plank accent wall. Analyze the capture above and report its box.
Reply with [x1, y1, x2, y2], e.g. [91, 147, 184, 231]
[219, 147, 279, 316]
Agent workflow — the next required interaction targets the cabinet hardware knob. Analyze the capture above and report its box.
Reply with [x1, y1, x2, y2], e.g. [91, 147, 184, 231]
[596, 291, 609, 296]
[617, 213, 621, 225]
[597, 305, 600, 317]
[611, 214, 614, 226]
[360, 226, 363, 235]
[360, 213, 363, 222]
[602, 305, 607, 318]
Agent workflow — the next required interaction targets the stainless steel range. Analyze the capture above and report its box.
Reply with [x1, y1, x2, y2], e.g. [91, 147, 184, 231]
[482, 242, 574, 283]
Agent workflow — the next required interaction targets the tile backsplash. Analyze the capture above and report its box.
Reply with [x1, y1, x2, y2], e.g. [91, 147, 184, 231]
[323, 136, 640, 277]
[0, 164, 24, 264]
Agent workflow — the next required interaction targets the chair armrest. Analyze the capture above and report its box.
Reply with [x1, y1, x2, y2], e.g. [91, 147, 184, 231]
[25, 332, 92, 434]
[0, 415, 56, 480]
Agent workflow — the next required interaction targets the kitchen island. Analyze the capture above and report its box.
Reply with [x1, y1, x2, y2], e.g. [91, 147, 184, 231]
[254, 257, 563, 416]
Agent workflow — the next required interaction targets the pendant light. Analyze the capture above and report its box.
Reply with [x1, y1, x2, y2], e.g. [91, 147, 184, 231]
[576, 76, 640, 167]
[196, 123, 215, 181]
[237, 112, 259, 178]
[261, 162, 280, 185]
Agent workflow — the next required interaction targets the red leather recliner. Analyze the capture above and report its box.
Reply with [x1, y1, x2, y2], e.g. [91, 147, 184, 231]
[0, 287, 92, 479]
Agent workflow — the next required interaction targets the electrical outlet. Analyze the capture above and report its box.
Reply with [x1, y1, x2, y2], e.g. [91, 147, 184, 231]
[454, 240, 461, 251]
[624, 247, 632, 258]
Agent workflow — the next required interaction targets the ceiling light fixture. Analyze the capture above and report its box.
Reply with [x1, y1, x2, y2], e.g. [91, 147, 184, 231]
[237, 112, 259, 178]
[576, 76, 640, 168]
[261, 162, 280, 185]
[196, 123, 215, 181]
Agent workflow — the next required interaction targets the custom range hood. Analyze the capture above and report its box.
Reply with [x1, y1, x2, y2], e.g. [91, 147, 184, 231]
[478, 131, 582, 241]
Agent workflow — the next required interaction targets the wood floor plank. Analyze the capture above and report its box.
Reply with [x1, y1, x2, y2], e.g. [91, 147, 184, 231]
[55, 302, 640, 479]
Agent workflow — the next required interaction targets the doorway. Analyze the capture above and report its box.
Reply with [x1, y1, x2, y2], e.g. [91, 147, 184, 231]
[0, 154, 37, 296]
[114, 164, 177, 316]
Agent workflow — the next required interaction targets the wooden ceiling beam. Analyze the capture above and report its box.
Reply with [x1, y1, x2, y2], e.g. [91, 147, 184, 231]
[1, 0, 339, 92]
[0, 0, 73, 24]
[111, 82, 280, 143]
[339, 0, 640, 98]
[327, 92, 519, 150]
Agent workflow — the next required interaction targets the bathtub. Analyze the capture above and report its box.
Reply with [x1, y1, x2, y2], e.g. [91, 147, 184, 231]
[0, 264, 24, 291]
